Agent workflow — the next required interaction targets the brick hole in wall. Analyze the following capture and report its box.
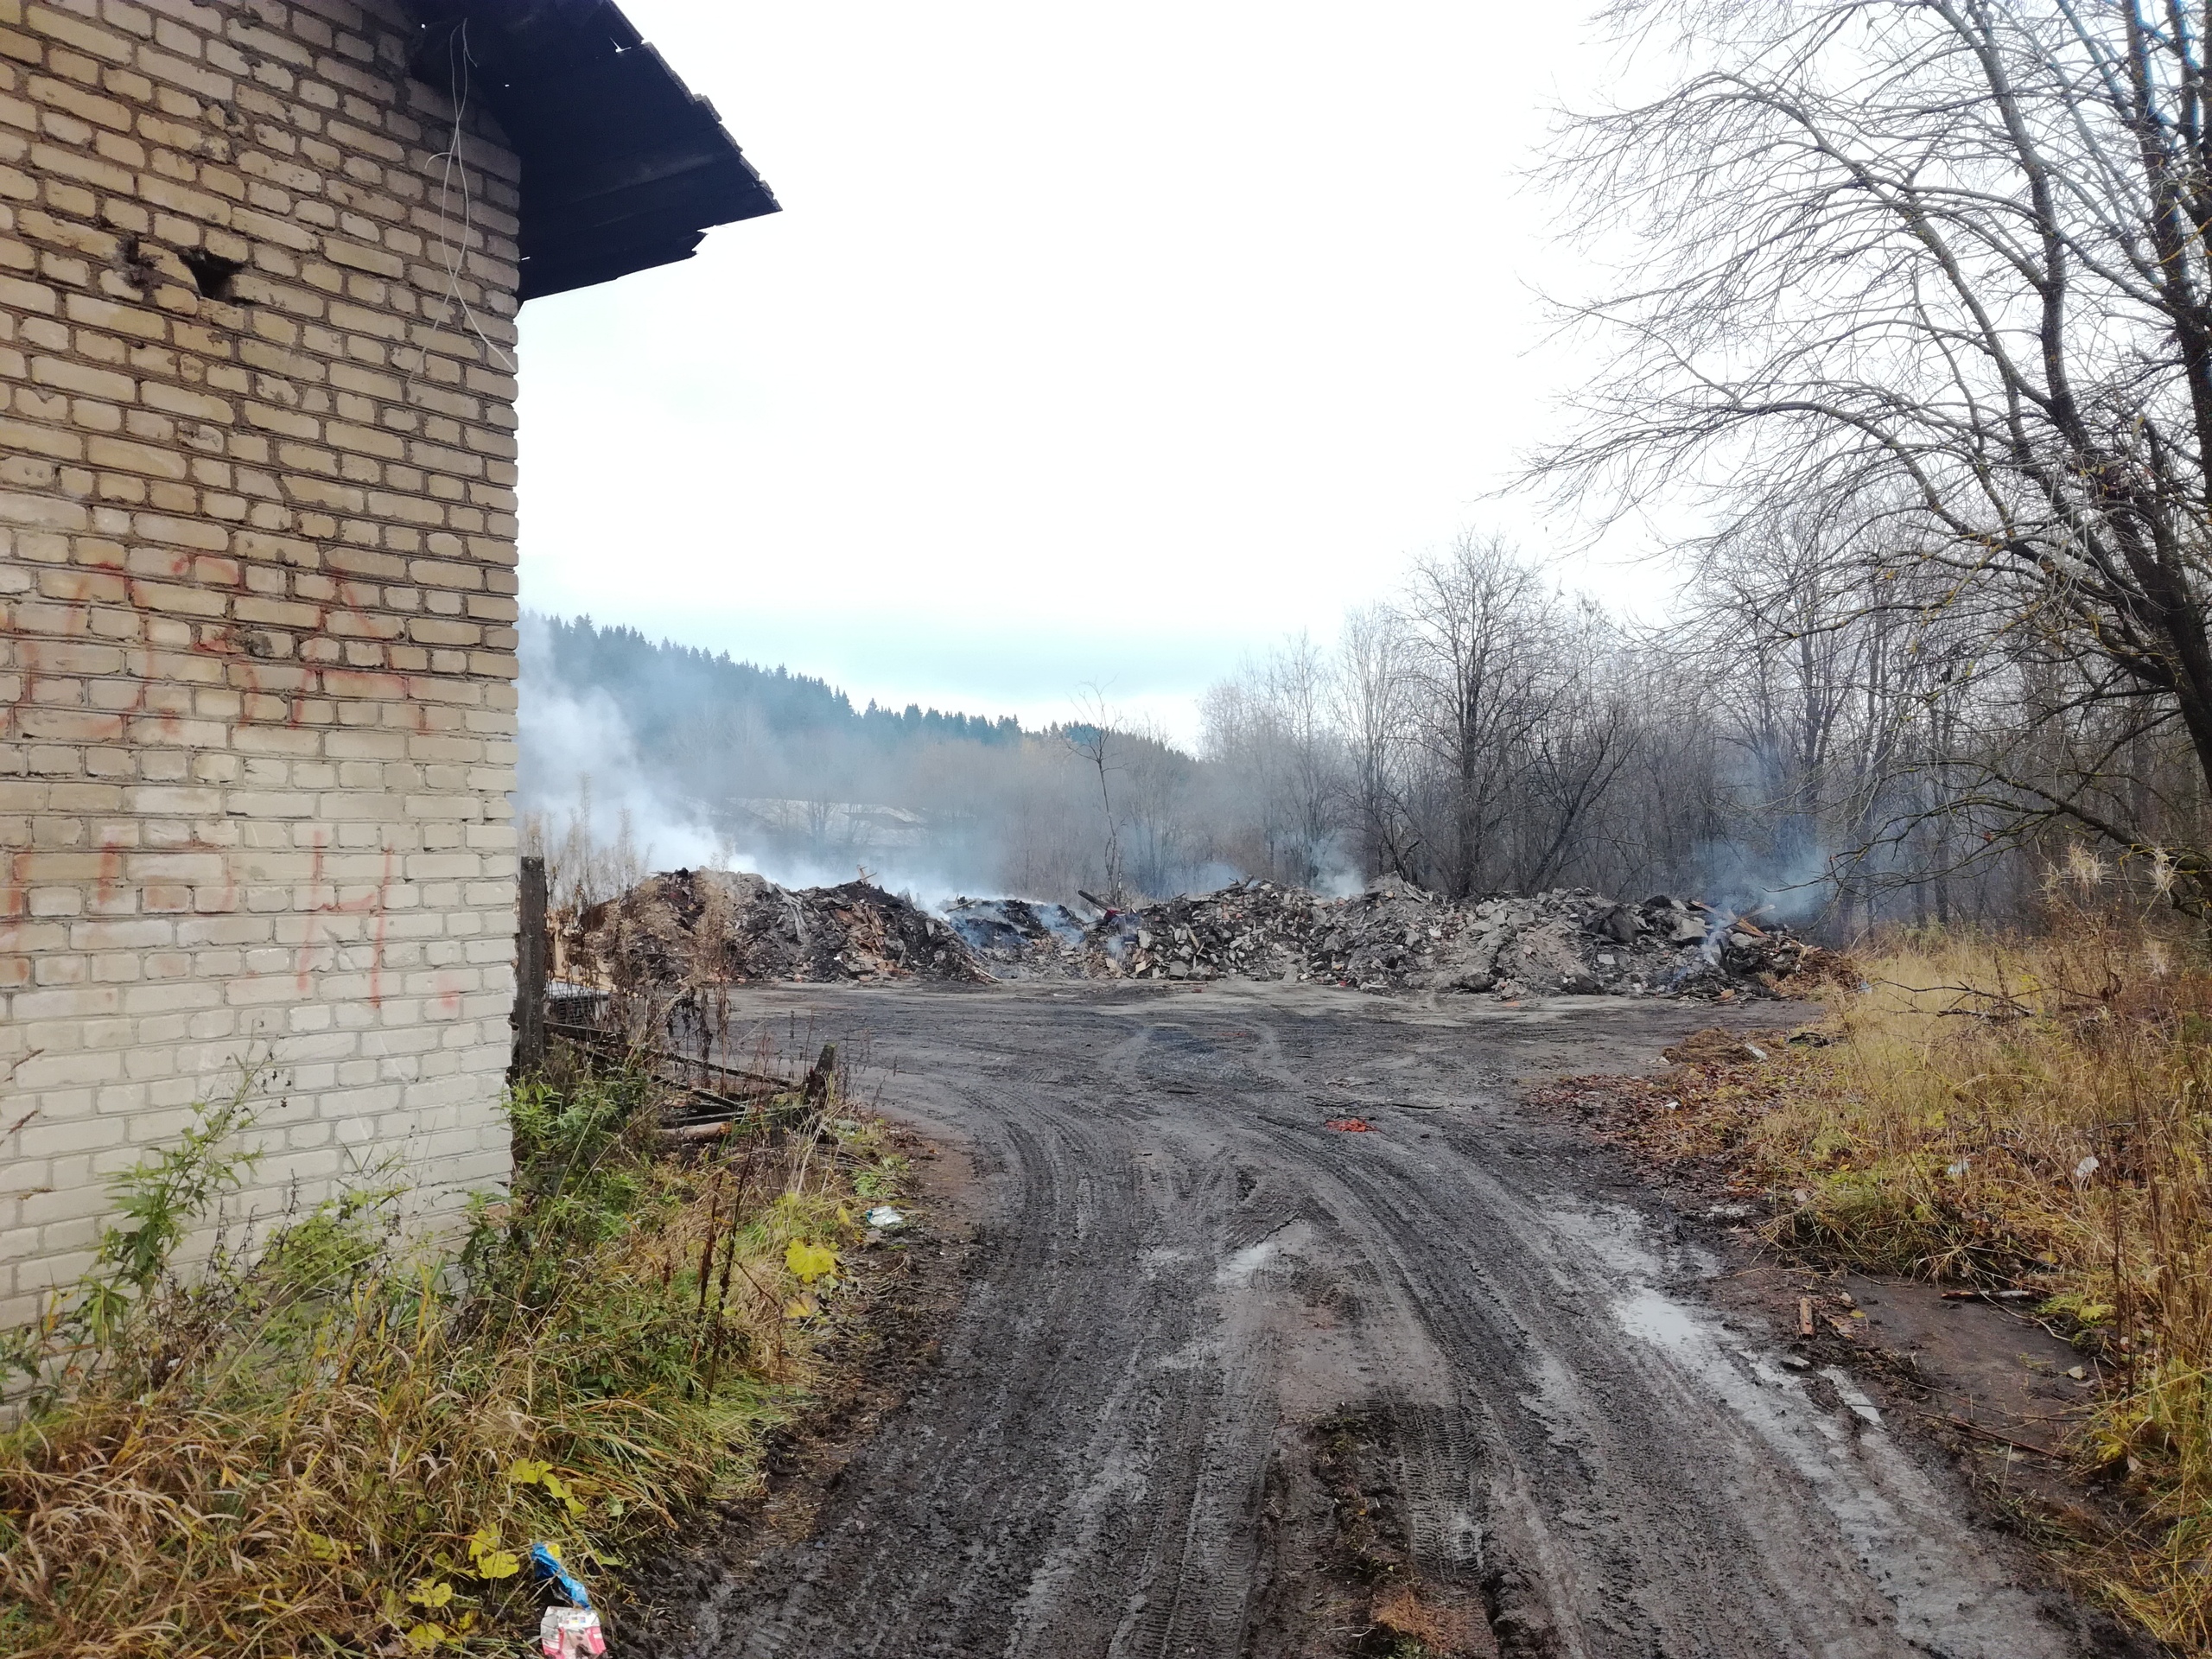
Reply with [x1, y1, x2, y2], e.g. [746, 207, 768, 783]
[110, 234, 159, 296]
[177, 249, 248, 303]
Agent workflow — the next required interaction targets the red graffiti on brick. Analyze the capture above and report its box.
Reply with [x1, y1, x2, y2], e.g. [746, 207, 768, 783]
[93, 829, 128, 911]
[293, 834, 397, 1007]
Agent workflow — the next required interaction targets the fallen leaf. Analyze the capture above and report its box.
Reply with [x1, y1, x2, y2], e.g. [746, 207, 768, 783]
[786, 1239, 838, 1282]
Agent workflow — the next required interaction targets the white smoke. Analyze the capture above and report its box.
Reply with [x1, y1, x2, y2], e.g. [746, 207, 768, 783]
[515, 614, 721, 874]
[517, 618, 1004, 906]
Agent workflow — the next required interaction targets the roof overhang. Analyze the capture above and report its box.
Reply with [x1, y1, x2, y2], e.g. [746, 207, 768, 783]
[402, 0, 779, 302]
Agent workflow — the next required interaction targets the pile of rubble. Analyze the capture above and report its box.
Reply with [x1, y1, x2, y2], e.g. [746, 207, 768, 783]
[1081, 880, 1818, 999]
[571, 868, 1823, 1001]
[1087, 880, 1328, 982]
[569, 868, 988, 988]
[942, 898, 1090, 978]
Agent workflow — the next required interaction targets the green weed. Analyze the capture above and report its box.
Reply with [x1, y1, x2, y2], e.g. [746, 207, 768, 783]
[0, 1052, 891, 1658]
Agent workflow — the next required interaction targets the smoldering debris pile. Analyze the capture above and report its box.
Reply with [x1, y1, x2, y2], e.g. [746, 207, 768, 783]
[1085, 879, 1820, 998]
[1087, 881, 1327, 983]
[941, 898, 1090, 978]
[571, 868, 1826, 1001]
[570, 868, 988, 988]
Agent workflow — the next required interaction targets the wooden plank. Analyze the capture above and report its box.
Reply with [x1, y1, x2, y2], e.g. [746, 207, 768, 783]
[512, 854, 548, 1076]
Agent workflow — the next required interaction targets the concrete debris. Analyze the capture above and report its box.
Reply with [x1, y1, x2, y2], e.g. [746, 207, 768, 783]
[1087, 880, 1328, 984]
[576, 870, 1828, 1001]
[571, 868, 990, 988]
[1078, 879, 1822, 999]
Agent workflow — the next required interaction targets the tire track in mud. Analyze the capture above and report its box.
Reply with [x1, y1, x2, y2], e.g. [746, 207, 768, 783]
[683, 983, 2103, 1659]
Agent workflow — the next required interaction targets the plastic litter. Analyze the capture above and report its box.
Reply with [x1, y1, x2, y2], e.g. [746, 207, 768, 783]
[864, 1205, 906, 1230]
[538, 1605, 607, 1657]
[530, 1541, 592, 1609]
[1323, 1117, 1373, 1133]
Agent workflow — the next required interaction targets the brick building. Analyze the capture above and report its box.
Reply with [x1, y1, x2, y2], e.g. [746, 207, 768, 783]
[0, 0, 775, 1324]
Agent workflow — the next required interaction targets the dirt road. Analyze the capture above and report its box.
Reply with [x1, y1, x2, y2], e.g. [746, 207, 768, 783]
[677, 982, 2103, 1658]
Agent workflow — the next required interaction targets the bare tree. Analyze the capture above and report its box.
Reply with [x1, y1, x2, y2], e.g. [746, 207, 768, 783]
[1402, 533, 1560, 898]
[1518, 601, 1642, 890]
[1121, 720, 1200, 899]
[1065, 686, 1128, 905]
[1198, 639, 1345, 887]
[1332, 604, 1419, 878]
[1540, 0, 2212, 914]
[1263, 633, 1343, 885]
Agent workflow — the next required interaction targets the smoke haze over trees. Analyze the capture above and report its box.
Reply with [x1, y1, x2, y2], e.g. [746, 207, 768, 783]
[524, 0, 2212, 937]
[518, 527, 2054, 938]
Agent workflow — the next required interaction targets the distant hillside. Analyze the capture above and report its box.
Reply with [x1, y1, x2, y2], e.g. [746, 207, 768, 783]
[531, 614, 1025, 760]
[517, 612, 1212, 902]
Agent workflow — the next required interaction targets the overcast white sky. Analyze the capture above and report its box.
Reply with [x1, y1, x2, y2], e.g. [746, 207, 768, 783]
[515, 3, 1655, 741]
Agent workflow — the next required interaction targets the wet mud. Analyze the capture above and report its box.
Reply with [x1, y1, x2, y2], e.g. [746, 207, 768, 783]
[660, 981, 2125, 1658]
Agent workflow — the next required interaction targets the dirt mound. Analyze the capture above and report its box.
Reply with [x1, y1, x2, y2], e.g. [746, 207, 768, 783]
[573, 868, 988, 988]
[1080, 880, 1818, 998]
[1661, 1026, 1788, 1065]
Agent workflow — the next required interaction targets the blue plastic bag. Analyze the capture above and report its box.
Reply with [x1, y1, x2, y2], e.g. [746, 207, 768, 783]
[531, 1541, 593, 1610]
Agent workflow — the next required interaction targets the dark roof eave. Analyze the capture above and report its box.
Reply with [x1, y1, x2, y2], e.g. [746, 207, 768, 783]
[399, 1, 779, 302]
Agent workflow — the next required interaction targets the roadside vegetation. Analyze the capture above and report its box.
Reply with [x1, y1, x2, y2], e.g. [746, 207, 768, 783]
[1597, 870, 2212, 1646]
[0, 1044, 910, 1658]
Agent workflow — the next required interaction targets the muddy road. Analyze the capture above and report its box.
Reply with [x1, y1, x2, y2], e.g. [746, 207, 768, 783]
[676, 982, 2099, 1659]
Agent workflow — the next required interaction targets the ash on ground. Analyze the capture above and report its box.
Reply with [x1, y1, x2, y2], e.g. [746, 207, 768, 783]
[575, 869, 1826, 1000]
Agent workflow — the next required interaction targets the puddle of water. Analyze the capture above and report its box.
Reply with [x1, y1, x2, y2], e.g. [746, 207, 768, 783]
[1527, 1194, 2069, 1657]
[1216, 1238, 1281, 1286]
[1611, 1285, 1706, 1353]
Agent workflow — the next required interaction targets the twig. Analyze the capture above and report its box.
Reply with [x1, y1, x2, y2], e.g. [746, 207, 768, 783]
[1924, 1412, 2061, 1458]
[549, 1020, 787, 1091]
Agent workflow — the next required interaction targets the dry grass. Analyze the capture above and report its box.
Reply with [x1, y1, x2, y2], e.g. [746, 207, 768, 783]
[1367, 1582, 1480, 1656]
[0, 1046, 908, 1657]
[1674, 894, 2212, 1646]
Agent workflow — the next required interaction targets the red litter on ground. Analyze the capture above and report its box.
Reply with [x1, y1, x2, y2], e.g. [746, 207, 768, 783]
[1324, 1117, 1374, 1133]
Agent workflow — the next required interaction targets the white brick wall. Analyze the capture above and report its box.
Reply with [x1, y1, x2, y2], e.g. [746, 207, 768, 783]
[0, 0, 524, 1325]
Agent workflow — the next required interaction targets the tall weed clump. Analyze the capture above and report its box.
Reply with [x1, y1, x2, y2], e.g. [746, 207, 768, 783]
[0, 1046, 897, 1658]
[1748, 877, 2212, 1642]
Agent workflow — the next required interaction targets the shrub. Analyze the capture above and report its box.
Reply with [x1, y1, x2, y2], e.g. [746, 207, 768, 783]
[1733, 904, 2212, 1643]
[0, 1055, 887, 1658]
